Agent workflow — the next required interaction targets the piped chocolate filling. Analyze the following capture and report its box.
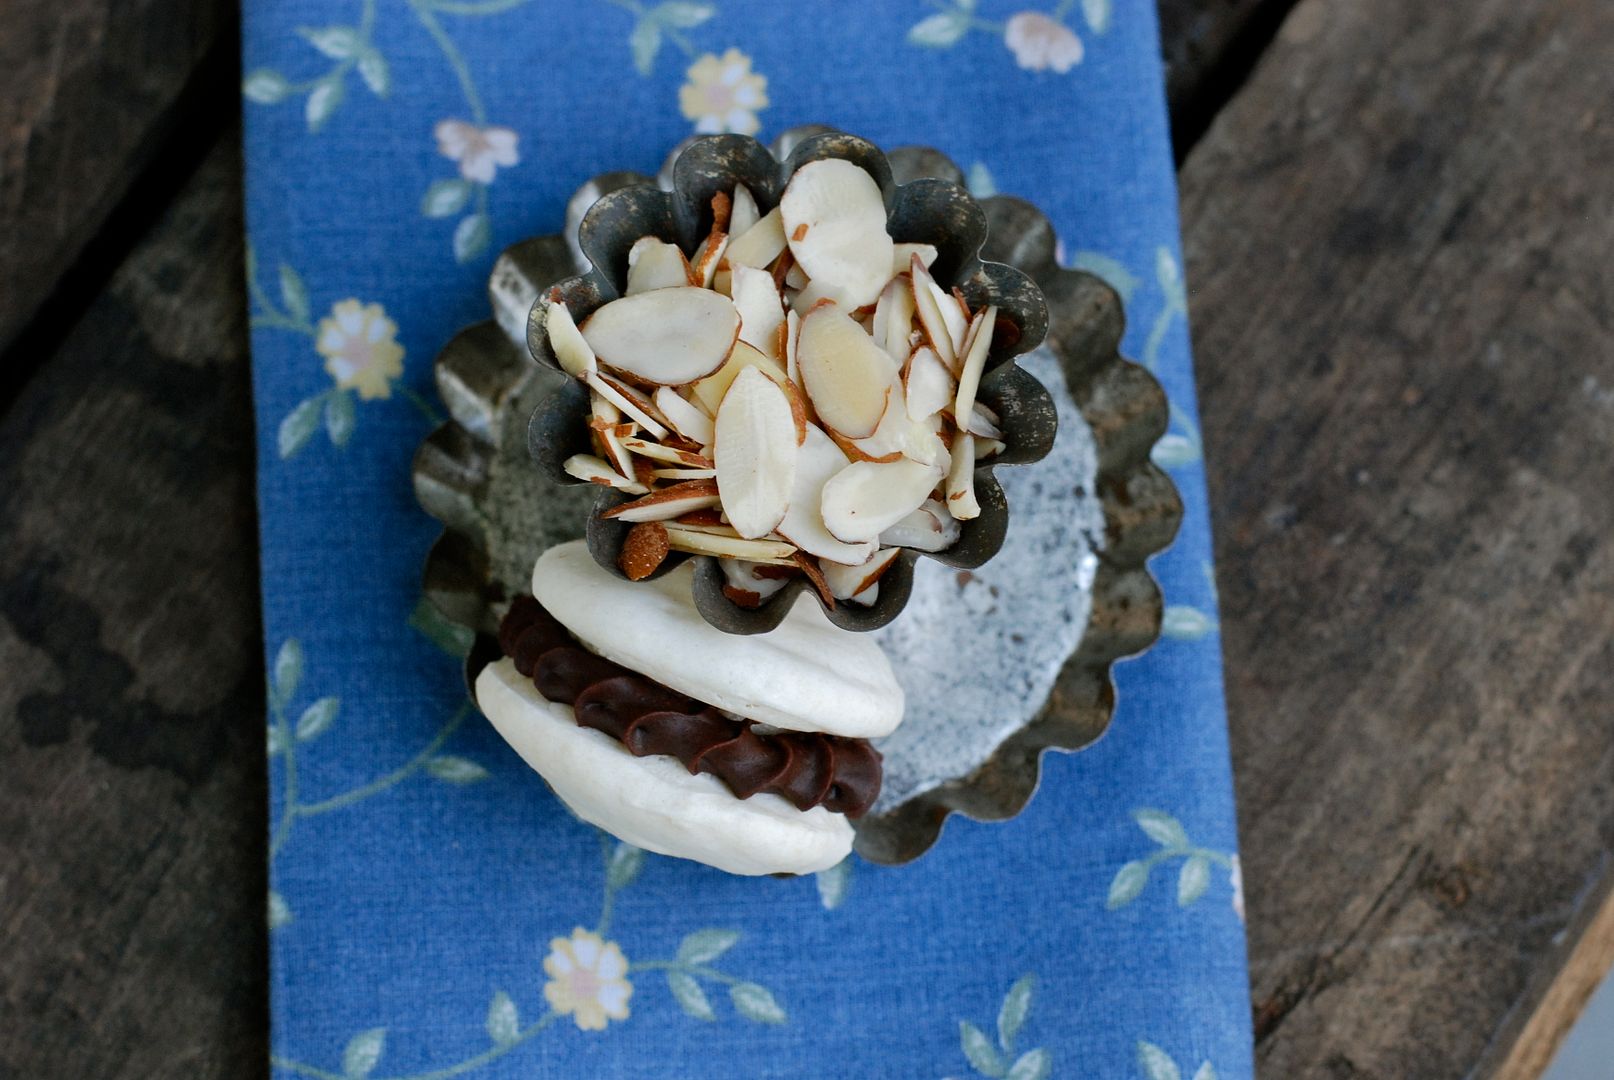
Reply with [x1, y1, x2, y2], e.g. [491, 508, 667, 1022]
[497, 596, 881, 817]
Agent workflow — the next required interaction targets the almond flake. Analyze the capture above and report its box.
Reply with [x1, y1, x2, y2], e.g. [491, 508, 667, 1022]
[770, 247, 796, 291]
[692, 231, 729, 288]
[892, 242, 938, 274]
[543, 299, 597, 377]
[776, 425, 879, 566]
[945, 428, 981, 520]
[621, 437, 713, 469]
[674, 508, 726, 528]
[903, 345, 955, 421]
[784, 309, 802, 385]
[618, 521, 671, 580]
[785, 261, 809, 291]
[820, 457, 946, 543]
[795, 301, 899, 439]
[690, 340, 788, 414]
[964, 401, 1003, 439]
[599, 421, 637, 478]
[710, 190, 732, 233]
[563, 454, 648, 494]
[664, 527, 796, 562]
[625, 238, 697, 293]
[722, 558, 794, 602]
[581, 288, 739, 386]
[730, 184, 761, 237]
[713, 366, 800, 539]
[601, 479, 722, 522]
[653, 387, 715, 445]
[723, 206, 788, 270]
[722, 585, 765, 608]
[652, 467, 718, 480]
[927, 278, 967, 357]
[879, 498, 961, 551]
[731, 265, 786, 358]
[974, 435, 1006, 458]
[954, 304, 996, 427]
[582, 371, 670, 439]
[779, 159, 894, 309]
[792, 552, 835, 607]
[910, 254, 957, 370]
[821, 546, 900, 602]
[874, 274, 916, 363]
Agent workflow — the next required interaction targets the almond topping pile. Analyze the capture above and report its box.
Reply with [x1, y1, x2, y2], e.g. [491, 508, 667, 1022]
[550, 158, 1005, 607]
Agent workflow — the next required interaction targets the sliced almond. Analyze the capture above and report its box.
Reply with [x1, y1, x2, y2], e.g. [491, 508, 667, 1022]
[581, 288, 739, 386]
[795, 301, 898, 439]
[713, 367, 799, 539]
[669, 518, 738, 535]
[927, 278, 968, 358]
[820, 457, 945, 543]
[709, 190, 732, 233]
[544, 299, 596, 377]
[963, 401, 1003, 439]
[653, 387, 715, 445]
[821, 546, 900, 602]
[652, 467, 718, 480]
[618, 521, 671, 580]
[563, 453, 648, 494]
[691, 232, 728, 288]
[599, 421, 637, 479]
[945, 428, 981, 520]
[601, 479, 721, 522]
[892, 242, 938, 274]
[879, 498, 961, 551]
[723, 206, 787, 270]
[974, 435, 1006, 458]
[664, 527, 796, 562]
[776, 425, 879, 566]
[785, 261, 809, 291]
[910, 254, 957, 371]
[625, 238, 697, 294]
[731, 265, 786, 358]
[903, 345, 955, 421]
[783, 309, 801, 385]
[690, 340, 788, 414]
[779, 159, 894, 309]
[729, 184, 761, 237]
[954, 304, 996, 426]
[621, 437, 713, 469]
[582, 371, 669, 439]
[770, 247, 795, 292]
[721, 558, 793, 600]
[722, 584, 764, 608]
[852, 382, 950, 467]
[875, 274, 915, 363]
[711, 268, 733, 297]
[790, 552, 834, 607]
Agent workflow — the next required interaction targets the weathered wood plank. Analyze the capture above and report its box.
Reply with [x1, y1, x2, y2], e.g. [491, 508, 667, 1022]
[0, 0, 231, 357]
[1178, 0, 1614, 1074]
[0, 139, 265, 1078]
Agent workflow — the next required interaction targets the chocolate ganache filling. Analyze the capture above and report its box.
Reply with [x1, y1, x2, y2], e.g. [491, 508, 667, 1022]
[496, 596, 881, 817]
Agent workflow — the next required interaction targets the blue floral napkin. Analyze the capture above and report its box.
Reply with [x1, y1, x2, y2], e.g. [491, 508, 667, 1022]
[243, 3, 1250, 1077]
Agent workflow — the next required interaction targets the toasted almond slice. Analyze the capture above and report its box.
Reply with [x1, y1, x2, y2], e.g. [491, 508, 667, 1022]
[820, 456, 945, 543]
[582, 371, 669, 439]
[729, 184, 761, 237]
[795, 301, 899, 439]
[951, 286, 971, 322]
[618, 521, 671, 580]
[653, 387, 715, 445]
[731, 265, 786, 358]
[581, 288, 739, 386]
[599, 421, 637, 478]
[723, 206, 787, 270]
[784, 309, 802, 386]
[821, 546, 900, 601]
[563, 454, 649, 494]
[927, 278, 968, 357]
[720, 558, 793, 602]
[852, 382, 950, 468]
[779, 159, 894, 309]
[954, 304, 996, 427]
[713, 367, 800, 539]
[709, 190, 732, 233]
[879, 498, 961, 551]
[625, 238, 697, 294]
[690, 340, 789, 414]
[964, 401, 1003, 439]
[904, 345, 955, 421]
[692, 232, 728, 288]
[974, 435, 1006, 458]
[790, 552, 835, 607]
[621, 437, 714, 469]
[777, 425, 879, 565]
[652, 467, 718, 480]
[892, 242, 938, 274]
[544, 299, 596, 377]
[602, 479, 722, 522]
[664, 527, 796, 562]
[945, 428, 981, 520]
[910, 255, 957, 370]
[590, 392, 622, 426]
[668, 519, 738, 535]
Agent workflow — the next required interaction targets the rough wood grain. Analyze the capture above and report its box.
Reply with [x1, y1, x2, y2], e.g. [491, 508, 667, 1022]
[0, 0, 232, 358]
[1179, 0, 1614, 1075]
[0, 139, 266, 1078]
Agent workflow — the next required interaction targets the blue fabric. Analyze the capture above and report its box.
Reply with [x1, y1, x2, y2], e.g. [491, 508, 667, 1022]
[243, 3, 1250, 1077]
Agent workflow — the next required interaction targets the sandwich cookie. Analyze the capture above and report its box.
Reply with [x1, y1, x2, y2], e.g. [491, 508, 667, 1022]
[475, 540, 904, 875]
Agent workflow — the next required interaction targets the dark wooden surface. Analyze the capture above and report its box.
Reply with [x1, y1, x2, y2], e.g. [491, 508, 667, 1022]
[1, 0, 1610, 1076]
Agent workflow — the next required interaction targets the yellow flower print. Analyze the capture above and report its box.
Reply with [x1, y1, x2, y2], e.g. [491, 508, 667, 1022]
[679, 48, 768, 135]
[542, 927, 633, 1031]
[315, 300, 404, 401]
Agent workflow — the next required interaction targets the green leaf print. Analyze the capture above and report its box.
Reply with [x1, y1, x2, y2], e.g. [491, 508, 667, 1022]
[425, 755, 490, 783]
[342, 1027, 386, 1078]
[652, 1, 715, 28]
[1177, 855, 1211, 906]
[296, 696, 340, 741]
[729, 981, 787, 1024]
[1107, 860, 1149, 909]
[278, 264, 310, 324]
[1161, 605, 1217, 641]
[268, 890, 293, 929]
[243, 69, 291, 103]
[1081, 0, 1112, 34]
[677, 928, 740, 965]
[357, 48, 391, 96]
[961, 1020, 1007, 1077]
[1070, 250, 1141, 304]
[629, 17, 662, 75]
[453, 213, 491, 262]
[273, 639, 304, 706]
[278, 395, 324, 458]
[997, 973, 1035, 1051]
[606, 842, 645, 890]
[815, 858, 852, 910]
[1151, 433, 1200, 470]
[409, 597, 475, 657]
[422, 178, 475, 217]
[1133, 808, 1189, 847]
[1137, 1041, 1180, 1080]
[1007, 1048, 1052, 1080]
[298, 25, 364, 60]
[324, 390, 356, 447]
[484, 990, 519, 1045]
[909, 12, 969, 47]
[1193, 1064, 1218, 1080]
[667, 970, 716, 1020]
[1109, 808, 1238, 912]
[305, 76, 345, 132]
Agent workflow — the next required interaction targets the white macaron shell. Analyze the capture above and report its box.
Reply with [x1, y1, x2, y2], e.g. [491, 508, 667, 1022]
[531, 540, 903, 739]
[476, 658, 854, 876]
